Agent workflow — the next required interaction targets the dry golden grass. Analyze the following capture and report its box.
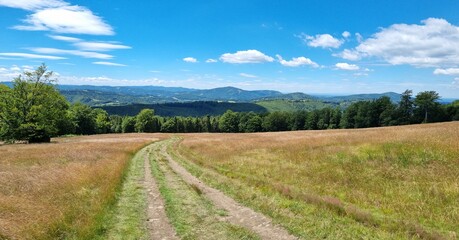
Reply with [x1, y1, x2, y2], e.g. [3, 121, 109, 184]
[177, 122, 459, 238]
[0, 133, 167, 240]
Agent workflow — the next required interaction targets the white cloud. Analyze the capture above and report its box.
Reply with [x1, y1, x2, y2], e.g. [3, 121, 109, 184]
[0, 0, 67, 11]
[22, 65, 35, 70]
[276, 54, 319, 68]
[333, 49, 362, 61]
[355, 33, 363, 43]
[29, 47, 113, 59]
[239, 73, 257, 78]
[342, 31, 351, 38]
[353, 72, 368, 76]
[301, 33, 343, 48]
[93, 61, 126, 67]
[74, 41, 131, 51]
[206, 58, 218, 63]
[220, 50, 274, 64]
[10, 66, 21, 71]
[354, 18, 459, 68]
[48, 35, 81, 42]
[183, 57, 197, 63]
[13, 5, 114, 35]
[0, 64, 45, 81]
[433, 68, 459, 75]
[335, 62, 360, 71]
[0, 52, 65, 60]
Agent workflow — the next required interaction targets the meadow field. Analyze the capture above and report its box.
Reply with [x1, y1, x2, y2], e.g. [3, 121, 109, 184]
[175, 122, 459, 239]
[0, 134, 165, 239]
[0, 122, 458, 239]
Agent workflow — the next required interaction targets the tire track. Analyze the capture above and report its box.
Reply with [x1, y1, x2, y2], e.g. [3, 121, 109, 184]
[144, 145, 178, 240]
[159, 140, 298, 240]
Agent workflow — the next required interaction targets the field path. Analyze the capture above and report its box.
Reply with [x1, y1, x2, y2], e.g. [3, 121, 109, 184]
[159, 140, 298, 240]
[143, 146, 179, 240]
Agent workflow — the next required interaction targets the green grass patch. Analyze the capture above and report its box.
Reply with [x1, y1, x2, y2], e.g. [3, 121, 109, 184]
[170, 138, 411, 239]
[105, 147, 149, 240]
[149, 140, 260, 240]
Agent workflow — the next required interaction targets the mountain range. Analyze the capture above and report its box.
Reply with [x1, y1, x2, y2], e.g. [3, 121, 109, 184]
[52, 84, 403, 106]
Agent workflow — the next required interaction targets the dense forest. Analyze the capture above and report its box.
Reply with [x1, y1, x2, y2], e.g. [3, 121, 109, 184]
[1, 65, 458, 143]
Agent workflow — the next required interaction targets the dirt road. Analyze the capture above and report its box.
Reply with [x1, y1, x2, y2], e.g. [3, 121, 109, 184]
[157, 139, 298, 240]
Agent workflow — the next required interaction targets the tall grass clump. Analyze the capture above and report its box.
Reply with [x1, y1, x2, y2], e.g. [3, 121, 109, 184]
[177, 122, 459, 239]
[0, 133, 162, 239]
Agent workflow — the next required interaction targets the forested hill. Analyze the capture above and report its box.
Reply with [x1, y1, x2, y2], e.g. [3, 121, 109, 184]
[60, 85, 284, 105]
[0, 82, 407, 106]
[100, 101, 268, 117]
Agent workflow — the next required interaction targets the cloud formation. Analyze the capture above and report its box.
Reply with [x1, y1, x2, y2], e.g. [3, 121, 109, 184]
[0, 52, 65, 60]
[206, 58, 218, 63]
[0, 0, 67, 11]
[433, 68, 459, 75]
[183, 57, 198, 63]
[220, 50, 274, 63]
[335, 62, 360, 71]
[301, 33, 343, 48]
[29, 47, 113, 59]
[10, 4, 114, 35]
[92, 61, 126, 67]
[276, 55, 318, 68]
[48, 35, 81, 42]
[73, 41, 131, 51]
[339, 18, 459, 68]
[239, 73, 257, 78]
[333, 49, 361, 61]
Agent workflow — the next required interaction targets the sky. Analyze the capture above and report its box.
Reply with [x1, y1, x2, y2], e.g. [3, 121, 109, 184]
[0, 0, 459, 98]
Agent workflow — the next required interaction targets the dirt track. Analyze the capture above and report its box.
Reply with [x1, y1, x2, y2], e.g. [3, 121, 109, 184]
[143, 145, 178, 240]
[158, 140, 298, 240]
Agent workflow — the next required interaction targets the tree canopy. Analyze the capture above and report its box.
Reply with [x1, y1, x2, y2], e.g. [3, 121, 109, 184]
[0, 64, 68, 142]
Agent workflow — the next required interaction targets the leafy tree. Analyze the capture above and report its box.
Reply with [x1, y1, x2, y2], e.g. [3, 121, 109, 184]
[109, 115, 123, 133]
[246, 115, 263, 132]
[445, 100, 459, 121]
[121, 116, 136, 133]
[329, 108, 341, 129]
[0, 64, 68, 142]
[396, 89, 414, 125]
[160, 118, 177, 133]
[291, 111, 308, 130]
[263, 112, 291, 132]
[305, 110, 319, 130]
[93, 108, 111, 134]
[374, 96, 396, 126]
[219, 110, 239, 132]
[414, 91, 440, 123]
[135, 109, 157, 132]
[69, 103, 96, 135]
[340, 103, 358, 128]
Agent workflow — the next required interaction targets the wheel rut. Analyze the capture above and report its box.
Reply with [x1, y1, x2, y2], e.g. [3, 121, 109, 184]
[143, 145, 178, 240]
[158, 139, 298, 240]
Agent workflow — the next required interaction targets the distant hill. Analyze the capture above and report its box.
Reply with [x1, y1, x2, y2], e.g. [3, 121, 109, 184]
[59, 85, 284, 105]
[256, 99, 336, 112]
[322, 92, 402, 103]
[100, 101, 268, 117]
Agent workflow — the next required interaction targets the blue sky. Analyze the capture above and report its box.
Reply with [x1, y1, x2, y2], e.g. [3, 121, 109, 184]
[1, 0, 459, 97]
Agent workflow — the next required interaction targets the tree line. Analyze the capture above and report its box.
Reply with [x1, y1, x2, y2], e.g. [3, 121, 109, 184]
[1, 65, 458, 142]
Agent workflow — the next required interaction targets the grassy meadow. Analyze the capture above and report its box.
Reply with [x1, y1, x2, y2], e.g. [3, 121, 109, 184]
[176, 122, 459, 239]
[0, 134, 164, 239]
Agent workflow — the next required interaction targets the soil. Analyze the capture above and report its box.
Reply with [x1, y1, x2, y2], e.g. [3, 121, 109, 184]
[143, 146, 179, 240]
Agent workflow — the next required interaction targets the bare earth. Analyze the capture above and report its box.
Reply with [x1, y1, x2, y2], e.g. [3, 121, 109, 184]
[143, 145, 179, 240]
[159, 141, 298, 240]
